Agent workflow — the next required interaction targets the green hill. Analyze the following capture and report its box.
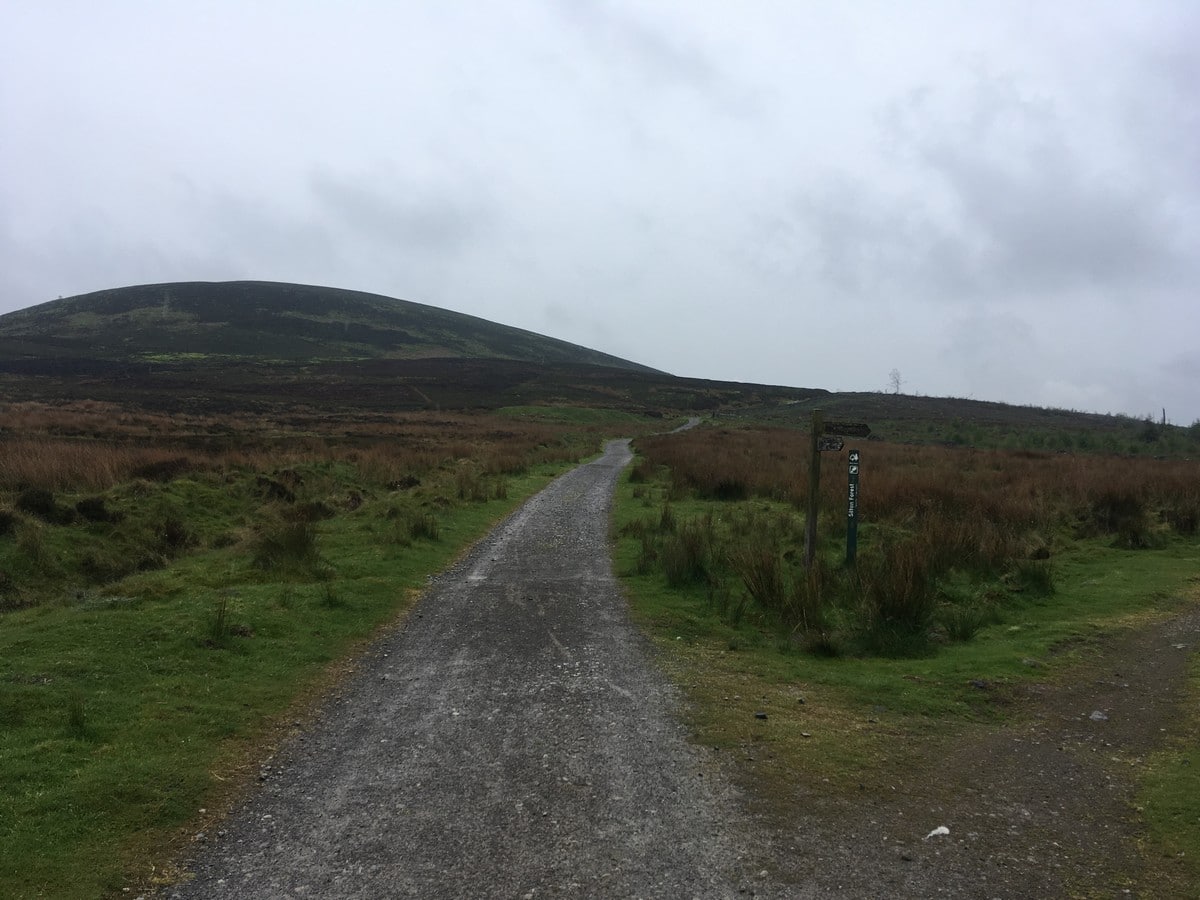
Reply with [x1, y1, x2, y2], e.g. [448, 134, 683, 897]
[0, 280, 1194, 456]
[0, 281, 658, 371]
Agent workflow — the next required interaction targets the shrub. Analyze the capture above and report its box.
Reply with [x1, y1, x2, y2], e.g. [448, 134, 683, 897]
[1010, 559, 1056, 596]
[659, 503, 676, 533]
[662, 520, 710, 587]
[628, 459, 656, 484]
[16, 522, 55, 572]
[386, 474, 421, 491]
[75, 496, 121, 523]
[255, 476, 296, 503]
[16, 488, 73, 524]
[131, 456, 193, 482]
[710, 478, 749, 502]
[454, 463, 488, 502]
[79, 551, 137, 585]
[1164, 498, 1199, 535]
[733, 546, 787, 613]
[856, 538, 937, 654]
[635, 532, 658, 575]
[252, 522, 321, 571]
[1088, 488, 1154, 548]
[388, 507, 440, 544]
[706, 582, 751, 626]
[158, 518, 195, 553]
[785, 562, 826, 634]
[292, 500, 337, 522]
[938, 603, 988, 642]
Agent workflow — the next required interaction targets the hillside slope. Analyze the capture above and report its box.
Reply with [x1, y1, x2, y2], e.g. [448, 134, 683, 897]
[0, 281, 657, 372]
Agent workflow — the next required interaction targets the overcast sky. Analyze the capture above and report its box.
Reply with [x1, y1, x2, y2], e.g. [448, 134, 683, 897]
[2, 1, 1197, 423]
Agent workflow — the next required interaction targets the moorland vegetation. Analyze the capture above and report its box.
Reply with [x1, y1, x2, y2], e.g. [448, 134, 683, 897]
[623, 426, 1199, 655]
[613, 423, 1200, 892]
[0, 399, 656, 897]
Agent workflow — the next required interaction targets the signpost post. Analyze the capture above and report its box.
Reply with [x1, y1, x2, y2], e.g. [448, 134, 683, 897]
[846, 449, 860, 565]
[804, 409, 824, 569]
[805, 417, 870, 570]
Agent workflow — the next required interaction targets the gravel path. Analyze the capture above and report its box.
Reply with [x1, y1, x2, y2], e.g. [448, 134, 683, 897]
[166, 440, 769, 899]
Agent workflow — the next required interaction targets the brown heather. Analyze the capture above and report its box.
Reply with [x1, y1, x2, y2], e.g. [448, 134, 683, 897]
[0, 401, 589, 493]
[632, 426, 1200, 651]
[636, 427, 1200, 537]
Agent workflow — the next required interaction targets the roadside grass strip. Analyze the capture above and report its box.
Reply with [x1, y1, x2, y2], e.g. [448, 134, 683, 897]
[0, 461, 575, 899]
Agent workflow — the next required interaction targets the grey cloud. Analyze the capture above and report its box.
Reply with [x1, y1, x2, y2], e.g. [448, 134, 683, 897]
[940, 311, 1044, 400]
[1163, 351, 1200, 382]
[907, 78, 1189, 296]
[770, 71, 1195, 308]
[0, 211, 185, 305]
[554, 0, 762, 121]
[558, 0, 719, 92]
[308, 171, 491, 256]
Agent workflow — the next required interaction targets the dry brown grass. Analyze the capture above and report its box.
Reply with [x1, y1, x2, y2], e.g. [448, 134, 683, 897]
[637, 427, 1199, 538]
[633, 425, 1200, 647]
[0, 401, 598, 493]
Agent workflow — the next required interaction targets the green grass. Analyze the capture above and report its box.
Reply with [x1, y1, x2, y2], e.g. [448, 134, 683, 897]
[0, 460, 576, 899]
[613, 468, 1200, 793]
[1139, 644, 1200, 890]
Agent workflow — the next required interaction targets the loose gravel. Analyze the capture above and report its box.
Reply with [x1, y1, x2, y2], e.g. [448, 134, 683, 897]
[165, 440, 772, 899]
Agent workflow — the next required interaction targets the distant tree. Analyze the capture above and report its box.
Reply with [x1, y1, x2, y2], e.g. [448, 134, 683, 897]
[888, 368, 903, 395]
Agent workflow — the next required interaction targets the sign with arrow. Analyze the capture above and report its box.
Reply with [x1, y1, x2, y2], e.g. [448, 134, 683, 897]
[824, 421, 871, 438]
[817, 436, 844, 452]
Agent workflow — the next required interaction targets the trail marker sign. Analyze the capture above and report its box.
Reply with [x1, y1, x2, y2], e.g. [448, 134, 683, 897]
[847, 449, 860, 565]
[825, 421, 871, 438]
[818, 436, 844, 452]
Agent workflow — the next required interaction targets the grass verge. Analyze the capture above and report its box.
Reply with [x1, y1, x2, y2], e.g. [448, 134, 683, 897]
[612, 464, 1200, 849]
[0, 460, 575, 899]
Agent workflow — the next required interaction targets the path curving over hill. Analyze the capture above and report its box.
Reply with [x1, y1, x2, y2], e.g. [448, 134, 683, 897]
[166, 440, 767, 899]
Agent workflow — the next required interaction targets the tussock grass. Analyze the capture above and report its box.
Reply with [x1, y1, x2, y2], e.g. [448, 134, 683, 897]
[628, 426, 1200, 656]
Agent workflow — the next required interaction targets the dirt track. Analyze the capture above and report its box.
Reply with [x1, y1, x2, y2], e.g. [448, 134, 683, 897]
[166, 440, 769, 898]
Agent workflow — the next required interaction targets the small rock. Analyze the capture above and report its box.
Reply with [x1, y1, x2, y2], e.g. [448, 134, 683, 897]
[1089, 710, 1109, 722]
[755, 711, 768, 720]
[925, 826, 950, 840]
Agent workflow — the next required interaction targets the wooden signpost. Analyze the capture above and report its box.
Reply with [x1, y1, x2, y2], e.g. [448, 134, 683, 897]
[805, 411, 870, 569]
[825, 420, 871, 438]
